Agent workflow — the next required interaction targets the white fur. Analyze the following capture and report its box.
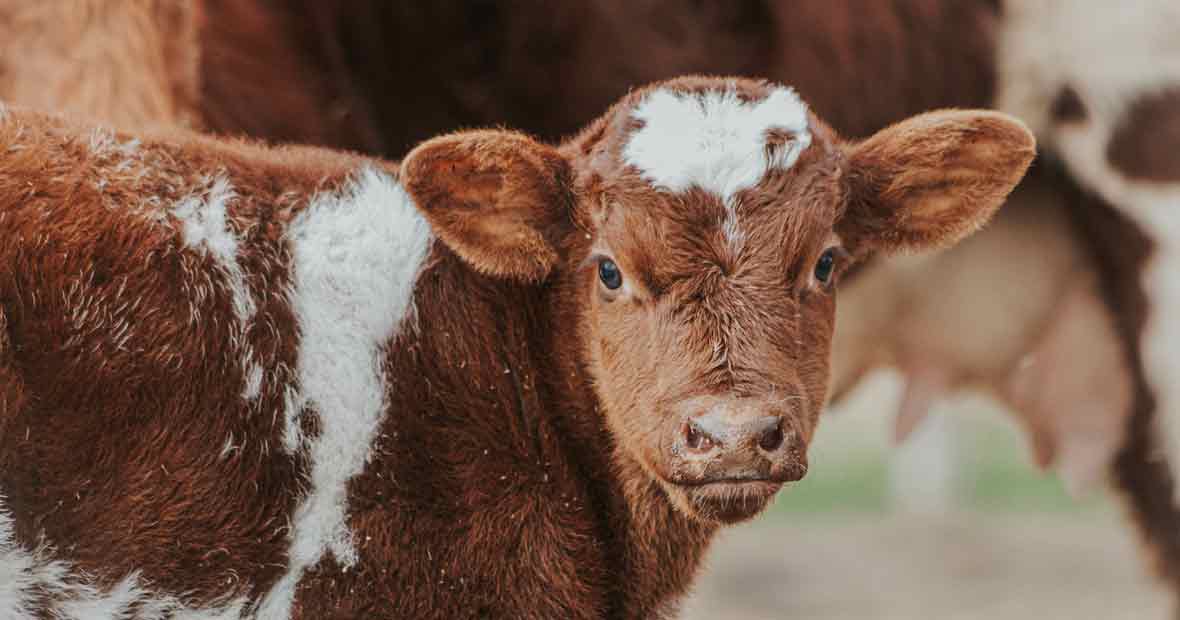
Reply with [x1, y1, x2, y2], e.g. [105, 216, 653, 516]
[622, 84, 812, 247]
[88, 127, 141, 163]
[256, 167, 433, 620]
[172, 177, 263, 401]
[0, 502, 247, 619]
[998, 0, 1180, 499]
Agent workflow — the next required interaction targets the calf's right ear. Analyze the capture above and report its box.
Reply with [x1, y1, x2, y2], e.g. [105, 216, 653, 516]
[840, 109, 1036, 254]
[400, 129, 573, 282]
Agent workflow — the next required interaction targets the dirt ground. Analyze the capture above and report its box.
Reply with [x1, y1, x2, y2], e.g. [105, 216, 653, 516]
[680, 512, 1169, 620]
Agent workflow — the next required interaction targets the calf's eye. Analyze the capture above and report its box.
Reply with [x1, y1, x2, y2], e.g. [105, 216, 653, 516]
[814, 248, 837, 284]
[598, 258, 623, 290]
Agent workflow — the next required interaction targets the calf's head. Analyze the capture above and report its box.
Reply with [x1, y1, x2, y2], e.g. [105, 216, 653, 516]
[402, 77, 1035, 524]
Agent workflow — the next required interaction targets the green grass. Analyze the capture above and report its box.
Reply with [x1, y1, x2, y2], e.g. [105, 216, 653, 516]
[771, 453, 891, 515]
[763, 380, 1116, 518]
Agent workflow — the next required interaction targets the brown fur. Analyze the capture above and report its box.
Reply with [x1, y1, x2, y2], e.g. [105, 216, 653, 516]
[842, 109, 1035, 253]
[193, 0, 999, 157]
[0, 76, 1031, 617]
[181, 1, 1180, 612]
[401, 130, 573, 282]
[0, 109, 370, 604]
[197, 0, 385, 152]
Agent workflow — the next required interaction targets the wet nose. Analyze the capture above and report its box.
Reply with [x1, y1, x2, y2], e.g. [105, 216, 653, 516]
[685, 413, 785, 455]
[675, 398, 808, 483]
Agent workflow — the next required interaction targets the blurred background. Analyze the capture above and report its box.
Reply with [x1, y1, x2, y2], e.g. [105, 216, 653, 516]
[682, 371, 1167, 620]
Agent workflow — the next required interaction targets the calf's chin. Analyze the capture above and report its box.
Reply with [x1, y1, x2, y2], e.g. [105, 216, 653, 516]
[668, 480, 786, 524]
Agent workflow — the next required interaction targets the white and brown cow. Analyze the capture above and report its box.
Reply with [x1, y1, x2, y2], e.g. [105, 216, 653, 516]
[0, 77, 1033, 618]
[992, 0, 1180, 584]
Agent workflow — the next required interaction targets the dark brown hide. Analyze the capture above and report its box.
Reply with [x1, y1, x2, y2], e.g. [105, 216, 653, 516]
[196, 0, 999, 156]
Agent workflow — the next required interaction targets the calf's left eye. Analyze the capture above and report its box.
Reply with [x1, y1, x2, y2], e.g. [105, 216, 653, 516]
[598, 258, 623, 290]
[814, 248, 837, 284]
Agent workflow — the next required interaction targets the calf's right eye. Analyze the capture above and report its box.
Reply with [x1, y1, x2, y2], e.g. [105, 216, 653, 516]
[598, 258, 623, 290]
[814, 248, 839, 285]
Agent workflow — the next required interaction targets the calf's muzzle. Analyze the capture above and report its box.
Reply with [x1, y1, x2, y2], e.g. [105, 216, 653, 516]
[670, 397, 809, 485]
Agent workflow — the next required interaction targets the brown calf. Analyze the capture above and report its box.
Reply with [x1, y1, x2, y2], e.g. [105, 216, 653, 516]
[199, 1, 1180, 604]
[0, 78, 1033, 618]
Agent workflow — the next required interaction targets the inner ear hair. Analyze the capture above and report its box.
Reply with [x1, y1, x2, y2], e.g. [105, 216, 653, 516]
[401, 130, 574, 282]
[841, 109, 1036, 254]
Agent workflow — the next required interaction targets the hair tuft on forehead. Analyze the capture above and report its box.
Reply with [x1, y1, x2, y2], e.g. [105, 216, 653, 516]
[622, 83, 812, 202]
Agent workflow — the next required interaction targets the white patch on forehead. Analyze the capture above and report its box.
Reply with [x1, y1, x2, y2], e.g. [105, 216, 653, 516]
[256, 167, 433, 620]
[0, 503, 248, 619]
[173, 177, 263, 401]
[998, 0, 1180, 504]
[622, 85, 812, 202]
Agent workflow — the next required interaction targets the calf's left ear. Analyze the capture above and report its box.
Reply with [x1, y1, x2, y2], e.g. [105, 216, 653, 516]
[840, 109, 1036, 253]
[400, 129, 572, 282]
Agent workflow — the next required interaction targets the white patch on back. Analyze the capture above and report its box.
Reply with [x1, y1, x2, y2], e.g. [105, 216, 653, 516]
[997, 0, 1180, 500]
[622, 84, 812, 247]
[0, 502, 248, 619]
[88, 127, 141, 164]
[172, 176, 264, 400]
[255, 167, 433, 620]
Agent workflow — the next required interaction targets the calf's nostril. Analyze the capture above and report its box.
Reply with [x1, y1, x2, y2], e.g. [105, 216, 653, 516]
[684, 420, 717, 453]
[757, 420, 785, 453]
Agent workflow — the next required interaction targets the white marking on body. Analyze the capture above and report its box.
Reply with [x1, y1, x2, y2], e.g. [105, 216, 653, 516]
[88, 127, 141, 161]
[622, 84, 812, 247]
[172, 176, 264, 400]
[0, 503, 248, 619]
[256, 167, 433, 620]
[998, 0, 1180, 500]
[243, 363, 264, 401]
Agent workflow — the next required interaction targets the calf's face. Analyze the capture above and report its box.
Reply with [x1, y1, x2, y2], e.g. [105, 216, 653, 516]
[402, 77, 1035, 524]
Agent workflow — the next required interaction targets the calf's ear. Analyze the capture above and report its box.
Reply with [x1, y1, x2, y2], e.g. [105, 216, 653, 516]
[400, 129, 572, 282]
[840, 110, 1036, 253]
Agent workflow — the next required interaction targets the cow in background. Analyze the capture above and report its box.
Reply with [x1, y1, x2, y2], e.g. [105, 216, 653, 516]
[0, 0, 201, 130]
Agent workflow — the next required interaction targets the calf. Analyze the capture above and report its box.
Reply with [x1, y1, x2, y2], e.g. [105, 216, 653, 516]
[0, 77, 1034, 618]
